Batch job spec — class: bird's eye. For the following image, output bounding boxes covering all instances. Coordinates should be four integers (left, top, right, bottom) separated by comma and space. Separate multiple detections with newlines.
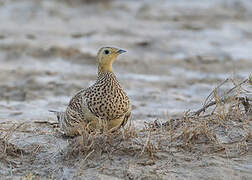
104, 50, 110, 55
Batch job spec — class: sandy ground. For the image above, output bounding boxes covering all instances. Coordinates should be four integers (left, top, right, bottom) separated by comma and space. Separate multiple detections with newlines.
0, 0, 252, 179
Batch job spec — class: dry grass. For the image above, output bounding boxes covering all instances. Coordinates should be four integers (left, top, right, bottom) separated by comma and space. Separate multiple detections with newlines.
0, 77, 251, 179
63, 121, 139, 160
0, 123, 29, 168
64, 77, 252, 162
150, 77, 252, 158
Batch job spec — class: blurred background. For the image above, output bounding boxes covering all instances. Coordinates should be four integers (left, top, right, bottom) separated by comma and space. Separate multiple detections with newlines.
0, 0, 252, 127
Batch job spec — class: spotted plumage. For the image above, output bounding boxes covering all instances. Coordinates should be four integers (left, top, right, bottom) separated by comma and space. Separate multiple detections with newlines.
51, 47, 131, 136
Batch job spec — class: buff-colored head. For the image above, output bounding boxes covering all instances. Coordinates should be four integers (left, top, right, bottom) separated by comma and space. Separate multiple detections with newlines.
97, 47, 126, 75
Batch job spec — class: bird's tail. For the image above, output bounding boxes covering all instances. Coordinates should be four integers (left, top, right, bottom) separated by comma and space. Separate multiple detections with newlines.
49, 110, 77, 136
49, 110, 60, 114
49, 110, 65, 121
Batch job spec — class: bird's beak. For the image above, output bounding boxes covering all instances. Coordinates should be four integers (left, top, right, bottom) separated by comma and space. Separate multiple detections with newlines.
117, 49, 127, 54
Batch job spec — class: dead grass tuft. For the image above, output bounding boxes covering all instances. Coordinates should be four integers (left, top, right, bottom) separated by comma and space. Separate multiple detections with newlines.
63, 121, 138, 160
148, 77, 252, 157
63, 77, 252, 162
0, 138, 25, 158
0, 123, 29, 167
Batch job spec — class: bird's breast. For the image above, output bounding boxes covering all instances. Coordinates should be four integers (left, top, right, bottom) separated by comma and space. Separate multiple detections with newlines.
87, 84, 130, 120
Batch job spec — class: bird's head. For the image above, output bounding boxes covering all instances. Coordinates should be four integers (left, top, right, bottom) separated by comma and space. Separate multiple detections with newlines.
97, 47, 126, 75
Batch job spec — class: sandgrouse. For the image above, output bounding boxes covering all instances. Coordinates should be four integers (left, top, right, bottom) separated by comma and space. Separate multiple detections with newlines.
51, 47, 131, 136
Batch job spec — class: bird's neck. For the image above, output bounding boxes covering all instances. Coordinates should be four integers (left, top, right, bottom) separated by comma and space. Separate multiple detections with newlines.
97, 71, 117, 82
98, 63, 113, 76
96, 71, 122, 90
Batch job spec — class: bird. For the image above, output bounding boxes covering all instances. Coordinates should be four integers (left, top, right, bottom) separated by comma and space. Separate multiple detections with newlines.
50, 47, 131, 137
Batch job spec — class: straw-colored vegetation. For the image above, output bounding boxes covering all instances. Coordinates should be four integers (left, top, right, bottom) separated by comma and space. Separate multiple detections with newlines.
61, 77, 251, 160
1, 77, 251, 179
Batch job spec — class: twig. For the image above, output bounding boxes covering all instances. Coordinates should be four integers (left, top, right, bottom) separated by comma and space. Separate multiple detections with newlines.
203, 78, 229, 107
194, 78, 249, 116
140, 128, 152, 156
194, 101, 218, 116
83, 149, 95, 162
34, 121, 58, 125
225, 78, 248, 95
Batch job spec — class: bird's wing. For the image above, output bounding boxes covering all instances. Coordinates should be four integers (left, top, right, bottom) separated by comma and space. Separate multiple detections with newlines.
121, 107, 131, 127
66, 89, 89, 123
